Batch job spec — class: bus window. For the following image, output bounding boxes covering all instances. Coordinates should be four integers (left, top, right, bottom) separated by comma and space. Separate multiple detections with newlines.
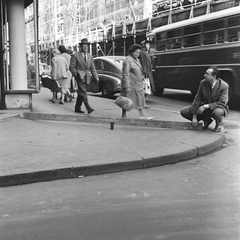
184, 35, 200, 47
228, 27, 240, 42
156, 32, 167, 40
167, 29, 182, 38
183, 25, 200, 47
156, 40, 166, 51
227, 15, 240, 42
167, 38, 181, 49
204, 30, 224, 45
167, 30, 182, 49
156, 32, 167, 51
228, 16, 240, 27
203, 19, 224, 31
184, 25, 200, 35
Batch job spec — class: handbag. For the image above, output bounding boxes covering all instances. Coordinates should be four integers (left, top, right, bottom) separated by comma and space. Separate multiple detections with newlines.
115, 96, 133, 111
143, 78, 151, 95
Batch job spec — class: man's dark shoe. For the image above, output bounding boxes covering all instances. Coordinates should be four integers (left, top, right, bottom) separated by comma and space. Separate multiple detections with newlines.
88, 109, 94, 114
75, 109, 85, 113
203, 118, 213, 130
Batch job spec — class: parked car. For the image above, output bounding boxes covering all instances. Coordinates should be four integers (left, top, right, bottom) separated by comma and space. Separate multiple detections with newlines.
87, 56, 126, 98
39, 63, 51, 76
29, 63, 52, 79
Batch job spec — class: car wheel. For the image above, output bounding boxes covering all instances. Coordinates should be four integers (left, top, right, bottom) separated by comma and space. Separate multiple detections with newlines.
153, 87, 164, 96
101, 83, 113, 98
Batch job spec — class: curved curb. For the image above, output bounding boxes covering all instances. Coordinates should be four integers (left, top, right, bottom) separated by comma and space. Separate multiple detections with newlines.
0, 112, 224, 187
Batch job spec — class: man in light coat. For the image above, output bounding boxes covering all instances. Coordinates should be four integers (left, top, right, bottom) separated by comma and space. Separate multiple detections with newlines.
69, 38, 99, 114
180, 66, 229, 132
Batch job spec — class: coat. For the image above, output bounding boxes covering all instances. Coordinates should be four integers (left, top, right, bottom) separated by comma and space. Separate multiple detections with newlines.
139, 49, 154, 90
51, 55, 68, 80
61, 52, 72, 89
191, 78, 229, 116
69, 51, 98, 85
121, 55, 145, 109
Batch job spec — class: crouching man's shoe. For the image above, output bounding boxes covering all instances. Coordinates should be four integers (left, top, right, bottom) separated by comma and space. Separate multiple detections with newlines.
203, 118, 213, 130
213, 120, 222, 132
191, 115, 199, 129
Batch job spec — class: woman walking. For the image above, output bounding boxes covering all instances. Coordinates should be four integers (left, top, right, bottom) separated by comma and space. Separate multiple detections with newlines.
121, 44, 154, 120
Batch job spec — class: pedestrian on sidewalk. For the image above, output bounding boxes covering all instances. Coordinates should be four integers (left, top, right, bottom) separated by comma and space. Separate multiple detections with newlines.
121, 44, 154, 120
49, 48, 69, 104
139, 39, 155, 108
69, 38, 99, 114
58, 45, 73, 102
180, 66, 229, 132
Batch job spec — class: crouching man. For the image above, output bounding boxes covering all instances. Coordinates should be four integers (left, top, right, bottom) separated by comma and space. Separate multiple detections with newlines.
180, 66, 229, 132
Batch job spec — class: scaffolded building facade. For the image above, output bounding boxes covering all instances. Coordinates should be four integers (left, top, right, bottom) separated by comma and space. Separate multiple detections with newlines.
37, 0, 145, 49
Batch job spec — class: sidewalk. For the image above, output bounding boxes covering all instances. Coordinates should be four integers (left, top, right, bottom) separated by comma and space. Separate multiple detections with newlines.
0, 88, 225, 187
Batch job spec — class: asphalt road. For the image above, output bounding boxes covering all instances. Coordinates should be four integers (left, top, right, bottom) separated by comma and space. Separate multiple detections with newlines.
1, 90, 239, 240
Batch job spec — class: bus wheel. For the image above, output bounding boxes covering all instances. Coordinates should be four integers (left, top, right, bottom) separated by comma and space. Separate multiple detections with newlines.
153, 87, 164, 96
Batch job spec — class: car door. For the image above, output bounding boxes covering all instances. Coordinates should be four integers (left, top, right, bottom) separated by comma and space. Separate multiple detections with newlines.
87, 59, 101, 93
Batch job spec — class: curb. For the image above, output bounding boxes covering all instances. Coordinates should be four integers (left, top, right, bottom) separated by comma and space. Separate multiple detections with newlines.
0, 112, 224, 187
0, 132, 224, 187
0, 110, 30, 122
0, 113, 21, 122
23, 112, 203, 130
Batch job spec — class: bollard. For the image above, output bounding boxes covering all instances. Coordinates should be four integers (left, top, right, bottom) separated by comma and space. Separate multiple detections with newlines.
110, 121, 114, 130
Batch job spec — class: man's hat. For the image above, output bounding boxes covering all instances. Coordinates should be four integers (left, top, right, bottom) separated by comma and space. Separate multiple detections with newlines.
79, 38, 90, 45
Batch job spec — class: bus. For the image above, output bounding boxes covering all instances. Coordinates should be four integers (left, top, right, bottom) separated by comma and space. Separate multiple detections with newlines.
148, 6, 240, 107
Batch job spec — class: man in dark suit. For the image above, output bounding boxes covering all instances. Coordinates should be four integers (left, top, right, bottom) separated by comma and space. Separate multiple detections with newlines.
180, 66, 229, 132
69, 38, 99, 114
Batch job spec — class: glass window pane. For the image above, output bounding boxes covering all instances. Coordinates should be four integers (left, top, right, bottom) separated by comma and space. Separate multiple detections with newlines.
156, 32, 166, 41
204, 20, 224, 31
228, 27, 240, 42
184, 34, 200, 47
184, 25, 200, 35
203, 30, 224, 45
156, 40, 166, 51
167, 29, 182, 38
167, 38, 181, 49
228, 16, 240, 28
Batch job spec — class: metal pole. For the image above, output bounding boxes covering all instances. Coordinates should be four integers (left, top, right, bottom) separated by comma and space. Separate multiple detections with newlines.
113, 38, 115, 56
113, 0, 115, 56
104, 40, 106, 56
33, 0, 40, 91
